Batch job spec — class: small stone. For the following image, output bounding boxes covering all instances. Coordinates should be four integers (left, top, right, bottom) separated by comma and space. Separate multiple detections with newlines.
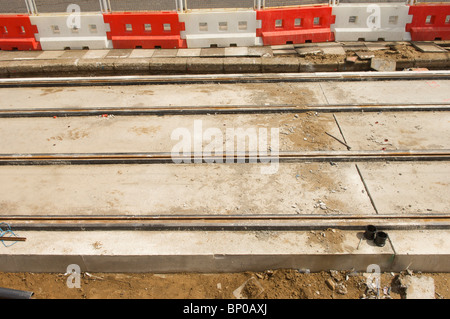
336, 284, 348, 295
326, 278, 336, 291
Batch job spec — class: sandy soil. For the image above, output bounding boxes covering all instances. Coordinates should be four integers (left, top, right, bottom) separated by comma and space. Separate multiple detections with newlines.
1, 269, 449, 299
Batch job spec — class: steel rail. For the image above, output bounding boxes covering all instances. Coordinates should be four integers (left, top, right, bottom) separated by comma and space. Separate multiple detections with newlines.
3, 215, 450, 231
0, 103, 449, 118
0, 150, 448, 165
1, 71, 450, 87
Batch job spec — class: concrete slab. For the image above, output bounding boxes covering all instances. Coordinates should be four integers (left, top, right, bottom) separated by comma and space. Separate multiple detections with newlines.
401, 275, 435, 299
0, 82, 327, 109
81, 50, 110, 59
388, 230, 450, 272
176, 48, 201, 57
58, 50, 90, 59
0, 230, 397, 273
371, 58, 396, 71
151, 49, 178, 58
355, 51, 375, 60
35, 51, 65, 60
0, 162, 374, 217
273, 49, 298, 56
0, 113, 346, 154
271, 44, 295, 50
335, 112, 450, 151
296, 47, 323, 56
200, 48, 226, 57
321, 45, 346, 56
224, 47, 248, 57
247, 46, 273, 57
3, 229, 450, 273
223, 57, 262, 73
320, 80, 450, 105
357, 162, 450, 215
412, 42, 447, 53
0, 51, 42, 61
128, 49, 155, 59
105, 49, 132, 59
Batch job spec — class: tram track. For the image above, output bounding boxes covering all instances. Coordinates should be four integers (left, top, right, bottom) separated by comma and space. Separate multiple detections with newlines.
1, 70, 450, 88
0, 72, 448, 232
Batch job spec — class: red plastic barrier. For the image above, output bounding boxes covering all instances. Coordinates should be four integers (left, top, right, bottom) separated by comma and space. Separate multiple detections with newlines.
103, 12, 186, 49
256, 5, 335, 45
406, 4, 450, 41
0, 15, 40, 51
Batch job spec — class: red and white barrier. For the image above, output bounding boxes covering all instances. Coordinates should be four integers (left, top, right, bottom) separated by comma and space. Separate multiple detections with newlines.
30, 13, 112, 50
256, 5, 335, 45
103, 12, 186, 49
331, 3, 412, 42
1, 3, 449, 51
0, 14, 40, 50
406, 3, 450, 41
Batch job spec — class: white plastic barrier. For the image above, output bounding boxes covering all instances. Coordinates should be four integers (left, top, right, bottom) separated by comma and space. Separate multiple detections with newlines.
331, 3, 412, 42
179, 9, 261, 48
30, 13, 113, 50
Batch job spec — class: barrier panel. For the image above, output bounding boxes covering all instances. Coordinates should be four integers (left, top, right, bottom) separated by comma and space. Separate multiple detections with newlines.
103, 12, 186, 49
0, 15, 41, 50
179, 10, 259, 48
30, 13, 112, 50
406, 4, 450, 41
256, 5, 335, 45
331, 3, 412, 41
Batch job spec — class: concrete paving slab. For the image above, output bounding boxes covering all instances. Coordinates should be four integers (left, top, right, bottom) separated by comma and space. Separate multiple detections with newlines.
176, 48, 201, 57
296, 47, 323, 56
371, 58, 396, 71
105, 49, 132, 59
412, 42, 448, 53
200, 47, 226, 57
224, 47, 248, 57
247, 46, 273, 57
356, 162, 450, 215
273, 49, 298, 56
81, 50, 110, 59
36, 51, 65, 60
58, 50, 90, 59
0, 51, 42, 61
128, 49, 155, 59
0, 162, 374, 217
335, 112, 450, 151
151, 49, 178, 58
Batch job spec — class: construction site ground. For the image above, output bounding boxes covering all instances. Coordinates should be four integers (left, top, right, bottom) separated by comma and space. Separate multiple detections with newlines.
0, 44, 449, 301
1, 269, 450, 299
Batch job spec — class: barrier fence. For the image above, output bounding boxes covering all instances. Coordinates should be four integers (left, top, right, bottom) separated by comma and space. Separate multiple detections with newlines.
0, 1, 449, 51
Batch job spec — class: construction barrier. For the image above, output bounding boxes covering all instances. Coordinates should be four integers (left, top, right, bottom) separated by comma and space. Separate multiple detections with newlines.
406, 4, 450, 41
30, 13, 112, 50
0, 15, 40, 50
179, 10, 259, 48
103, 12, 186, 49
331, 3, 412, 42
2, 4, 450, 51
256, 5, 335, 45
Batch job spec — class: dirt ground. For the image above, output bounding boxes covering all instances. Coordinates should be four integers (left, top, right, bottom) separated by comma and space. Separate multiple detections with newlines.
1, 269, 449, 299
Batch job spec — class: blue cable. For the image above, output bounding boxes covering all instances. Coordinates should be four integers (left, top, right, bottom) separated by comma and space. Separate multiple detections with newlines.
0, 222, 19, 247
